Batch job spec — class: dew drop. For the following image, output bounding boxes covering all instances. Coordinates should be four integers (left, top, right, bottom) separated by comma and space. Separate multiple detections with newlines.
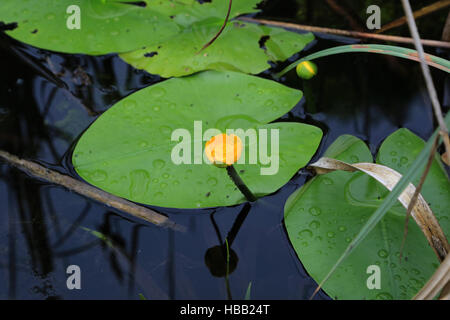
376, 292, 393, 300
160, 125, 171, 135
207, 177, 218, 186
411, 268, 420, 275
298, 229, 313, 238
409, 278, 422, 287
160, 182, 168, 189
152, 159, 165, 169
378, 249, 388, 258
264, 99, 274, 107
309, 207, 322, 216
309, 220, 320, 229
151, 87, 166, 98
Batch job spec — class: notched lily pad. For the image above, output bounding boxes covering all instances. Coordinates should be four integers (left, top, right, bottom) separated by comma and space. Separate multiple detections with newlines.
284, 130, 450, 300
72, 70, 322, 209
120, 20, 315, 77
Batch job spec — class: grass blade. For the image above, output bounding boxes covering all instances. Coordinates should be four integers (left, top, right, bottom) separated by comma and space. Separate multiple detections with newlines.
244, 282, 252, 300
276, 44, 450, 78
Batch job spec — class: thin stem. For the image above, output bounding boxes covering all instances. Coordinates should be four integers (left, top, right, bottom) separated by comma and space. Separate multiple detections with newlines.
198, 0, 232, 53
237, 17, 450, 49
401, 0, 450, 164
225, 238, 232, 300
226, 165, 257, 202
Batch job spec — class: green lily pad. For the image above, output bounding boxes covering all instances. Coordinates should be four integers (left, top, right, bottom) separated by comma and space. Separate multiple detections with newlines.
148, 0, 261, 27
284, 130, 450, 300
72, 70, 322, 209
120, 20, 314, 77
0, 0, 180, 55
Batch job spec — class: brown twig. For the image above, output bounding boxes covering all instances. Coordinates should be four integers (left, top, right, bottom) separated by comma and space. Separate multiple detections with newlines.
377, 0, 450, 34
197, 0, 232, 53
325, 0, 365, 32
237, 17, 450, 49
399, 133, 440, 262
0, 149, 184, 231
442, 10, 450, 41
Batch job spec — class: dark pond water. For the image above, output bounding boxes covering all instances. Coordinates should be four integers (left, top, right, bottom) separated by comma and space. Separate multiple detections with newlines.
0, 1, 448, 299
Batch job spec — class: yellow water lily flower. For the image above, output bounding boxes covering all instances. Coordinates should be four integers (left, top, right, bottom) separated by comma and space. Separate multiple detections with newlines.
205, 133, 243, 166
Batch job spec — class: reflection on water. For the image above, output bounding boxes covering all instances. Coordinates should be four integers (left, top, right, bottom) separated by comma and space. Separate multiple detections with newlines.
0, 1, 448, 300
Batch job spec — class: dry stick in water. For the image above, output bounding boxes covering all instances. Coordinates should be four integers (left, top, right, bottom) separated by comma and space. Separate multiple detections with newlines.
0, 150, 183, 231
401, 0, 450, 164
413, 252, 450, 300
399, 134, 440, 262
237, 17, 450, 49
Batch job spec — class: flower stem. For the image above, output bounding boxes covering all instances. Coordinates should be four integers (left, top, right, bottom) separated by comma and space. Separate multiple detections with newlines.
226, 165, 257, 202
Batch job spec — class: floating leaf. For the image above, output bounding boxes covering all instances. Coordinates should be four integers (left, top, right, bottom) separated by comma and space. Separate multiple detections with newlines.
148, 0, 262, 27
73, 71, 322, 209
284, 130, 450, 300
120, 20, 314, 77
1, 0, 313, 74
0, 0, 180, 55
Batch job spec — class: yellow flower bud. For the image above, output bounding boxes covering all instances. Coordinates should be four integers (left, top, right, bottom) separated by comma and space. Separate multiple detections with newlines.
296, 61, 318, 80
